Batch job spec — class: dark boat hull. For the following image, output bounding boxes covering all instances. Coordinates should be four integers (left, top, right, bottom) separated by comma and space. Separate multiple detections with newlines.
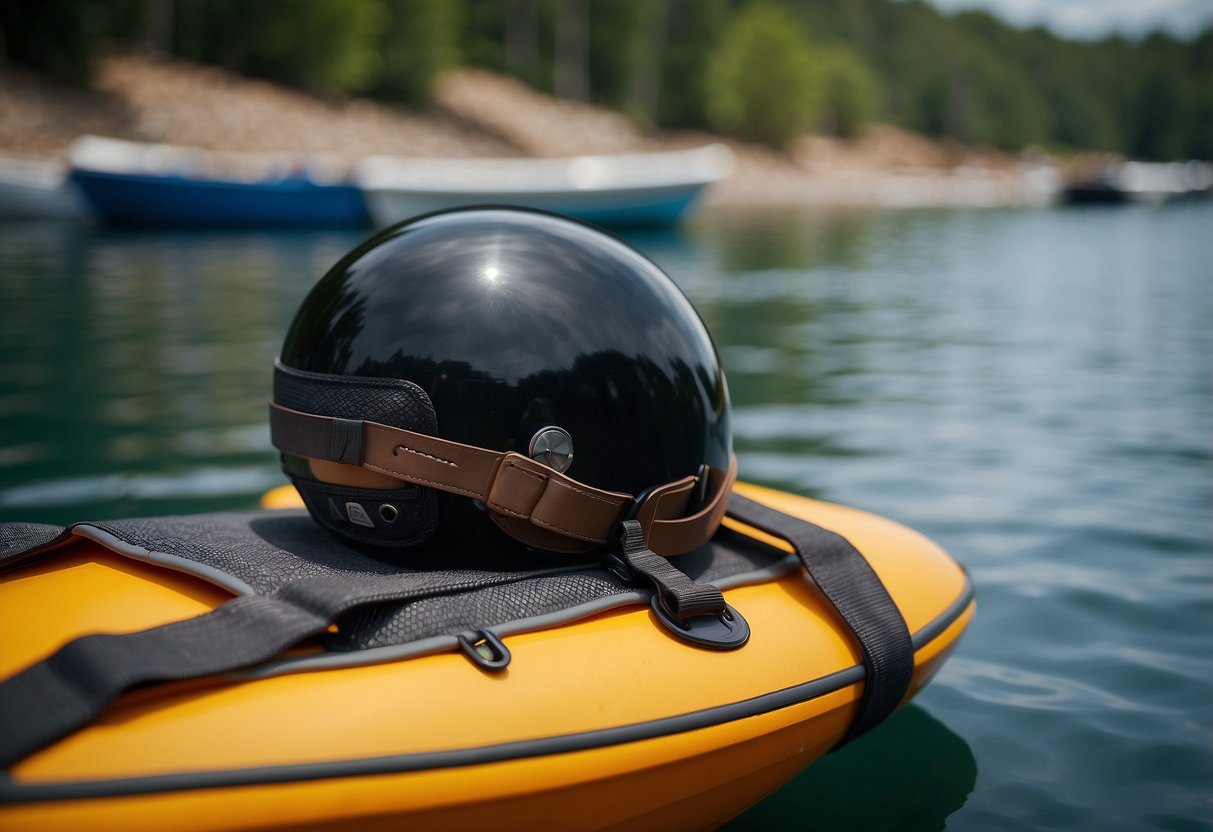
71, 168, 369, 227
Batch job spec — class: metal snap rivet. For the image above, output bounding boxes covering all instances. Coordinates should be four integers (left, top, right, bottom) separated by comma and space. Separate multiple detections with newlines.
528, 426, 574, 473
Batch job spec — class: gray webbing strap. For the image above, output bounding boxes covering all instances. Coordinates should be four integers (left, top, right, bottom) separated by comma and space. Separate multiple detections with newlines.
0, 570, 552, 769
726, 493, 914, 744
722, 494, 912, 742
612, 519, 725, 619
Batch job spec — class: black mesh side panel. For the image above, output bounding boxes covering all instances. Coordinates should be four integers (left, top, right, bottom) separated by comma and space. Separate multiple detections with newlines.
273, 362, 438, 435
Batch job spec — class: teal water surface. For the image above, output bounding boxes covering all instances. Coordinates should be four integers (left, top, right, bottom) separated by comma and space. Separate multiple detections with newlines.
1, 202, 1210, 830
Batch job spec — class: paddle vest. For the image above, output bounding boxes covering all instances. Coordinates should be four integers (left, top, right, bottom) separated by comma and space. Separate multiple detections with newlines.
0, 493, 913, 769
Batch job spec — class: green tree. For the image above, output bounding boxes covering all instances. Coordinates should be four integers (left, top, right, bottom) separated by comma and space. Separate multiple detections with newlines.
0, 0, 141, 83
815, 44, 882, 137
705, 2, 823, 148
460, 0, 509, 74
585, 0, 645, 109
1184, 30, 1213, 159
1127, 32, 1213, 160
173, 0, 382, 94
657, 0, 728, 128
372, 0, 462, 106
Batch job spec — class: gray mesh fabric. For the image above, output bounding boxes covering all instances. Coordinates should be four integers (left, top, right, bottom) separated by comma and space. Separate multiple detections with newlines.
0, 513, 787, 654
0, 523, 69, 561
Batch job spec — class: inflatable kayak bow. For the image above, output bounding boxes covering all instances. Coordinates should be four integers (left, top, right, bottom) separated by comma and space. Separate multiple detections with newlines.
0, 482, 971, 832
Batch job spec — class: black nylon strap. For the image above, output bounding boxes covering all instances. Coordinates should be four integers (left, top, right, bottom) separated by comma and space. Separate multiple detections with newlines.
0, 596, 318, 768
271, 404, 344, 464
329, 418, 364, 466
612, 520, 725, 619
0, 569, 553, 769
726, 493, 914, 744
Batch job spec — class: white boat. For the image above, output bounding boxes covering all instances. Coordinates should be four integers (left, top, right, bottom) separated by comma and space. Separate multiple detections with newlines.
1063, 160, 1213, 204
1119, 160, 1213, 202
354, 144, 734, 227
0, 156, 88, 220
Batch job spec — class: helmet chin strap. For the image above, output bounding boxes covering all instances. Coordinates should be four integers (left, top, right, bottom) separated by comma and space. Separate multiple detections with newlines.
270, 399, 737, 556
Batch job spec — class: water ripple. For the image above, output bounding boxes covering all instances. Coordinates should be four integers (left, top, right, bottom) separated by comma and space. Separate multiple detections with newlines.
0, 467, 284, 508
937, 658, 1176, 715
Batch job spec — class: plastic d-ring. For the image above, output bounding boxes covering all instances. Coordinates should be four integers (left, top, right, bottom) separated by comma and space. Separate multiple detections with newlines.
456, 629, 512, 671
650, 597, 750, 651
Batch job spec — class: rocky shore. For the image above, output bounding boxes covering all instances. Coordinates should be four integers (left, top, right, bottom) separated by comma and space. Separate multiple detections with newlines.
0, 53, 1059, 207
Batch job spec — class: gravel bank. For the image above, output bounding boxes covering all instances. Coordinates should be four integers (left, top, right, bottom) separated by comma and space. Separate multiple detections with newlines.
0, 53, 1055, 207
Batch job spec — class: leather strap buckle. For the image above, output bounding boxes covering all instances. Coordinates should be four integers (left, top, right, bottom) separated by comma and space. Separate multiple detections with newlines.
486, 453, 629, 544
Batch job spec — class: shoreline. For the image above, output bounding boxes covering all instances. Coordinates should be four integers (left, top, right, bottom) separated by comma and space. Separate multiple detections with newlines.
1, 53, 1063, 209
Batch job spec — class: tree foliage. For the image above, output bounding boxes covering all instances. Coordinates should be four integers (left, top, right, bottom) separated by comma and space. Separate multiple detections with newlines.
705, 3, 823, 148
174, 0, 386, 94
0, 0, 140, 83
815, 44, 882, 138
790, 0, 1209, 157
654, 0, 728, 128
1, 0, 1208, 159
371, 0, 463, 105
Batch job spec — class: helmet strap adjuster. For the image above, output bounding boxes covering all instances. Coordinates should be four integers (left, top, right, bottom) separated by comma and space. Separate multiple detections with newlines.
606, 519, 749, 651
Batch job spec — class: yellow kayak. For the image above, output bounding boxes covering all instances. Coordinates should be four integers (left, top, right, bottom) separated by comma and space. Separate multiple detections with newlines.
0, 482, 972, 831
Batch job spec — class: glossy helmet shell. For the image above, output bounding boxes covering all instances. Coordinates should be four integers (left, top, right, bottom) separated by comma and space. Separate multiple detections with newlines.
279, 207, 731, 550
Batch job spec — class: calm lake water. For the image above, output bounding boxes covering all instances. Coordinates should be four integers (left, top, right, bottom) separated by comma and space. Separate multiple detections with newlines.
1, 201, 1210, 830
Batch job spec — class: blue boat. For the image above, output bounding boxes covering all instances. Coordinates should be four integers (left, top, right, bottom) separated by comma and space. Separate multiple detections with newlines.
68, 136, 369, 228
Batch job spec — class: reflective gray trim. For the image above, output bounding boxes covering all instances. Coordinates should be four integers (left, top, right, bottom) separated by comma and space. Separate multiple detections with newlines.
715, 553, 801, 591
243, 555, 802, 677
70, 526, 257, 597
22, 523, 801, 679
0, 575, 972, 805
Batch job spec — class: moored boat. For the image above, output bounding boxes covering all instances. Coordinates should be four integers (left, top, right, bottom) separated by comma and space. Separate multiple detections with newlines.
68, 136, 370, 227
0, 156, 89, 220
1063, 160, 1213, 205
354, 144, 734, 227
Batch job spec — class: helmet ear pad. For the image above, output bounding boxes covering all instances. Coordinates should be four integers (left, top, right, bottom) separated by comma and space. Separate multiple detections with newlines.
275, 363, 442, 550
289, 472, 438, 549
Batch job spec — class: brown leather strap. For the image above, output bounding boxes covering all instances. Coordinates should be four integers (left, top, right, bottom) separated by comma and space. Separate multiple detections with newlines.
642, 459, 737, 555
269, 400, 736, 555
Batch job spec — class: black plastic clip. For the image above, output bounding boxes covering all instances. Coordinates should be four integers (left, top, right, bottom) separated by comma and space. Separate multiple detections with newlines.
456, 629, 511, 672
604, 515, 645, 585
603, 549, 638, 586
608, 517, 750, 651
650, 596, 750, 651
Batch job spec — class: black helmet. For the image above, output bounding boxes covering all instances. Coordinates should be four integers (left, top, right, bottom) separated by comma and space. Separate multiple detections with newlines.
270, 207, 734, 556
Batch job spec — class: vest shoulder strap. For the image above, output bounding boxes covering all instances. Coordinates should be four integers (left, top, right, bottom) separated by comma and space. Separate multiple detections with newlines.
726, 492, 914, 744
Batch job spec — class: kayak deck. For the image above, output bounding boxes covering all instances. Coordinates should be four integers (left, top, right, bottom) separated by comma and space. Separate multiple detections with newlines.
0, 483, 972, 831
